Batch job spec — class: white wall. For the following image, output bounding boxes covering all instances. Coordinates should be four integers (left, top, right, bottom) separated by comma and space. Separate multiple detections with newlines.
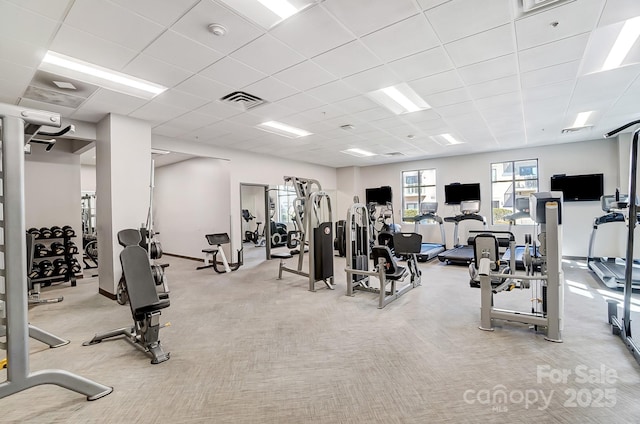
152, 136, 337, 254
351, 138, 624, 258
154, 157, 231, 259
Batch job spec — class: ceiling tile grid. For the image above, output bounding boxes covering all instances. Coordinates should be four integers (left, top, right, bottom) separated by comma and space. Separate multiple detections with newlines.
4, 0, 640, 167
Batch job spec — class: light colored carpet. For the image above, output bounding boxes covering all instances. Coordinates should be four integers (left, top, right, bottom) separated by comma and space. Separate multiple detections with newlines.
1, 253, 639, 424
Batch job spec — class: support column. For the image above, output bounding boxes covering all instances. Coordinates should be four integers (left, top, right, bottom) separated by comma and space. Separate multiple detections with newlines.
96, 114, 150, 297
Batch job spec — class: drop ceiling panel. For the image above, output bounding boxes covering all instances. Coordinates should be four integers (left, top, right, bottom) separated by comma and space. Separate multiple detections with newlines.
173, 75, 233, 102
422, 87, 471, 107
230, 34, 305, 75
161, 111, 219, 131
144, 30, 223, 73
273, 60, 336, 92
323, 0, 419, 37
270, 5, 355, 58
50, 25, 138, 70
333, 95, 379, 115
0, 2, 59, 46
518, 33, 590, 73
64, 0, 164, 51
152, 123, 188, 138
444, 24, 515, 67
0, 60, 35, 84
171, 0, 264, 56
243, 77, 298, 103
475, 91, 522, 111
0, 75, 31, 103
425, 0, 511, 43
387, 47, 454, 81
5, 0, 72, 20
417, 0, 451, 10
123, 54, 193, 88
520, 60, 580, 89
0, 37, 45, 69
129, 101, 190, 126
457, 54, 517, 85
194, 100, 243, 120
467, 75, 519, 100
108, 0, 198, 26
360, 14, 439, 62
304, 80, 361, 104
313, 40, 383, 78
399, 109, 441, 124
435, 101, 478, 118
152, 89, 210, 110
341, 66, 402, 93
274, 92, 324, 113
522, 80, 574, 102
598, 0, 640, 27
410, 70, 464, 97
514, 0, 603, 50
200, 57, 266, 89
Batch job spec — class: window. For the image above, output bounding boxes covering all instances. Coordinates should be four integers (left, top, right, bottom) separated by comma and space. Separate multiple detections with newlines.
402, 169, 436, 221
491, 159, 538, 224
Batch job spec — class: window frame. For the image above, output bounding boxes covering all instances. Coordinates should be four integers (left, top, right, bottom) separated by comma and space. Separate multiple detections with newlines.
490, 158, 539, 225
401, 168, 436, 222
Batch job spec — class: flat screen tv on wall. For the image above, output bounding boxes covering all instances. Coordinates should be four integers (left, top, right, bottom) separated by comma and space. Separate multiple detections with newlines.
365, 186, 392, 205
444, 183, 480, 205
550, 173, 604, 202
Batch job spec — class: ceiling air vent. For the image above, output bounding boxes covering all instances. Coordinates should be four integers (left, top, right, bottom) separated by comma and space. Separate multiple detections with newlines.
521, 0, 572, 13
219, 91, 266, 111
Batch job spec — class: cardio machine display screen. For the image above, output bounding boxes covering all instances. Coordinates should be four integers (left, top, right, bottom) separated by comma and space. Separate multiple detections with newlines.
550, 173, 603, 202
444, 183, 480, 205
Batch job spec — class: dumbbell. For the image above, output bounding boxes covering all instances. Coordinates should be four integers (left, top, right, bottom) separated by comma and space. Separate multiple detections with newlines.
50, 226, 64, 238
53, 258, 69, 275
27, 227, 41, 239
62, 225, 76, 237
39, 227, 52, 239
28, 262, 40, 279
34, 243, 49, 257
66, 241, 79, 254
39, 260, 54, 277
69, 258, 82, 274
50, 241, 65, 255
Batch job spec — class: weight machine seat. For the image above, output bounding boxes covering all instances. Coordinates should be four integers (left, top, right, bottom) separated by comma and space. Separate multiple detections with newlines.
120, 245, 170, 321
205, 233, 230, 246
371, 246, 406, 280
118, 229, 142, 247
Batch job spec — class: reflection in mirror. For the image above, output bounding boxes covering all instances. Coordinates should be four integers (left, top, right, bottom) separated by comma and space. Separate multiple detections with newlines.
240, 183, 269, 263
81, 191, 98, 275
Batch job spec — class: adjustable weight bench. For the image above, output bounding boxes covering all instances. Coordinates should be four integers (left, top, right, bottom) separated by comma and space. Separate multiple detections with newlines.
196, 233, 243, 273
83, 245, 170, 364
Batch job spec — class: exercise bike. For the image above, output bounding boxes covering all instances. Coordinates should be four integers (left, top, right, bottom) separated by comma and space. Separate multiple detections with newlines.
242, 209, 265, 246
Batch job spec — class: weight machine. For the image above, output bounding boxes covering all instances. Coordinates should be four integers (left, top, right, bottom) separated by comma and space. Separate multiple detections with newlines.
0, 102, 112, 400
473, 192, 563, 342
277, 176, 334, 291
344, 202, 422, 308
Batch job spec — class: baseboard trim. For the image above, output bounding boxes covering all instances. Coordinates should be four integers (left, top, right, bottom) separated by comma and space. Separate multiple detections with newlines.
98, 288, 116, 300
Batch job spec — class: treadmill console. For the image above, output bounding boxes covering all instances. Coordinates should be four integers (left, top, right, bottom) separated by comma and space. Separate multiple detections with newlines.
460, 200, 480, 214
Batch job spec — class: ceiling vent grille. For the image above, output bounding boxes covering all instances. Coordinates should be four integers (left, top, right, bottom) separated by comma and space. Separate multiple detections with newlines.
219, 91, 266, 111
516, 0, 574, 16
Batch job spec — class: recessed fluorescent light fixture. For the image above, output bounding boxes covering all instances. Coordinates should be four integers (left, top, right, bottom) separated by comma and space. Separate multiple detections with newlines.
257, 121, 312, 138
367, 83, 430, 115
220, 0, 319, 29
341, 148, 376, 158
602, 16, 640, 71
431, 133, 464, 146
39, 51, 167, 99
571, 111, 593, 128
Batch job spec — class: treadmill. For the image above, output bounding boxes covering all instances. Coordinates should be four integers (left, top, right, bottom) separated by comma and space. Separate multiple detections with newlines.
412, 202, 446, 262
587, 194, 640, 290
437, 200, 487, 265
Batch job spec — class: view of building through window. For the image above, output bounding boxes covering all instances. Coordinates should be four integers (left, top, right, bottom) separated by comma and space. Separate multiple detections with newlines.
402, 169, 436, 221
491, 159, 538, 224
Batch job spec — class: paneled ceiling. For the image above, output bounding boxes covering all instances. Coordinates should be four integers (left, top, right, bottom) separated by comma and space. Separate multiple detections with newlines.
2, 0, 640, 168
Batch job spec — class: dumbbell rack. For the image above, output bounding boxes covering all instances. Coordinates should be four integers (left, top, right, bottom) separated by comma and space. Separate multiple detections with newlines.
28, 230, 79, 304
